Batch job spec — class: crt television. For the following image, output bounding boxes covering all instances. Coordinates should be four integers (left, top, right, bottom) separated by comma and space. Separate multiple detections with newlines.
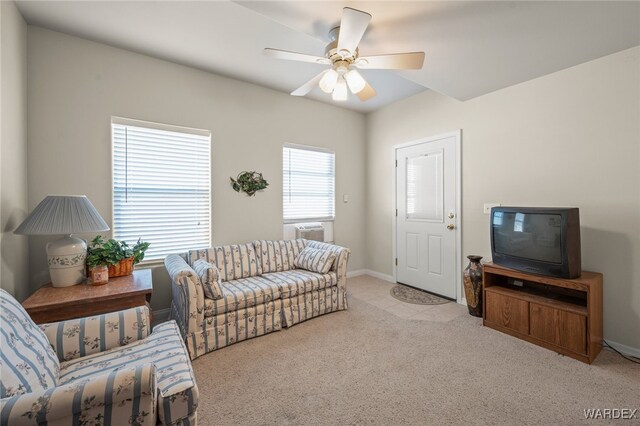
490, 207, 581, 279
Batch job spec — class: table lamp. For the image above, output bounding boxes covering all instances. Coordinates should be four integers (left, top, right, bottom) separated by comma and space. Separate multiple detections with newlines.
15, 195, 110, 287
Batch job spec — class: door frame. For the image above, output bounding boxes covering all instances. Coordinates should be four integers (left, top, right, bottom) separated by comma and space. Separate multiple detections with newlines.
391, 130, 464, 304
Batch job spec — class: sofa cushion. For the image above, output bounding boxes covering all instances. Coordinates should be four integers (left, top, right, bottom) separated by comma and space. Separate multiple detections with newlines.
294, 247, 337, 274
261, 269, 338, 298
203, 277, 281, 317
59, 321, 198, 426
253, 239, 306, 273
189, 244, 262, 282
192, 259, 224, 300
0, 289, 60, 398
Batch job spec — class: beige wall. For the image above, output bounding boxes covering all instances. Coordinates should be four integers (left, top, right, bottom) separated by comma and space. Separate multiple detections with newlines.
366, 46, 640, 350
0, 1, 29, 301
27, 27, 366, 311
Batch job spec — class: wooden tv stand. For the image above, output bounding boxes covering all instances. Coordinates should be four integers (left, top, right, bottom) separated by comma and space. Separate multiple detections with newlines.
482, 262, 602, 364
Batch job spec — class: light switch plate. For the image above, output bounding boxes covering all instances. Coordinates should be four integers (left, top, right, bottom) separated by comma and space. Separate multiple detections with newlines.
484, 203, 501, 214
343, 194, 349, 203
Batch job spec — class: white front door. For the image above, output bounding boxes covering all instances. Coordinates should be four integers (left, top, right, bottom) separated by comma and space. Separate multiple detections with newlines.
395, 134, 459, 299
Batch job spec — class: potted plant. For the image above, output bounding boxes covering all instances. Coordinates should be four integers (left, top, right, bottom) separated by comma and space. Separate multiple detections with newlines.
86, 236, 150, 278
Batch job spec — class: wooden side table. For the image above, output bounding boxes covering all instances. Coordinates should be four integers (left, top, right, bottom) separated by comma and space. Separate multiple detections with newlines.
23, 269, 153, 324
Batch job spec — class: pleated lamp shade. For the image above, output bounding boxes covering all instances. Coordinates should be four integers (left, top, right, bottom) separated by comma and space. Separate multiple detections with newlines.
15, 195, 109, 235
15, 196, 110, 287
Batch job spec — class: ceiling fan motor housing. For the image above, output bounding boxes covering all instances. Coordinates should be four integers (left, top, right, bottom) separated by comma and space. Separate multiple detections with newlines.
326, 26, 359, 64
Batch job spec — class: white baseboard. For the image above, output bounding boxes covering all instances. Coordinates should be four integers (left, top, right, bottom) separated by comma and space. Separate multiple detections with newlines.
604, 339, 640, 358
346, 269, 367, 278
347, 269, 395, 283
152, 308, 171, 327
364, 269, 395, 283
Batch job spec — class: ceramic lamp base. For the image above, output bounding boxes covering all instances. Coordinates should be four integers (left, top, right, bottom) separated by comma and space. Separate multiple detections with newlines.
47, 235, 87, 287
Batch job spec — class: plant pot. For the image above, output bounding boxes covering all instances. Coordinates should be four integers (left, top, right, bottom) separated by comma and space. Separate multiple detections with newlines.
108, 257, 134, 277
463, 255, 483, 317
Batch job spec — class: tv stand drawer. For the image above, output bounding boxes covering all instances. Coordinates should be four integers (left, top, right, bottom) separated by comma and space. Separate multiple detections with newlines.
530, 303, 587, 355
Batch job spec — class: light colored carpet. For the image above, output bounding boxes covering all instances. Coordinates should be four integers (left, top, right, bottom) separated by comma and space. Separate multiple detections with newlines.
192, 275, 639, 425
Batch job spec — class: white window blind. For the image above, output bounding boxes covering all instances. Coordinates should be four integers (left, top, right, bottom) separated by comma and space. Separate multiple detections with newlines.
112, 118, 211, 261
283, 145, 335, 222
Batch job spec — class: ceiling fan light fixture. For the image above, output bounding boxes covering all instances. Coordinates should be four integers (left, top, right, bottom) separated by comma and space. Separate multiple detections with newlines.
332, 76, 348, 101
344, 69, 366, 94
266, 7, 425, 103
319, 69, 339, 94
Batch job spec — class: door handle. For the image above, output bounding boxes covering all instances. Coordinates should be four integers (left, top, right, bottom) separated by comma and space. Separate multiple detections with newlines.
447, 224, 455, 230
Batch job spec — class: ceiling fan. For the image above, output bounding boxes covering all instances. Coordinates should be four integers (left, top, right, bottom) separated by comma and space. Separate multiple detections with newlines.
264, 7, 425, 102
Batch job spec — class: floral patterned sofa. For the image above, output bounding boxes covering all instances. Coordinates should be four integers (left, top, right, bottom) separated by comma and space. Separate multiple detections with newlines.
0, 289, 198, 425
165, 239, 350, 359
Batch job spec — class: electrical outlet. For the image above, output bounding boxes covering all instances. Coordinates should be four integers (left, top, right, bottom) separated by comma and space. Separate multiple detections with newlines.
513, 280, 524, 287
484, 203, 501, 214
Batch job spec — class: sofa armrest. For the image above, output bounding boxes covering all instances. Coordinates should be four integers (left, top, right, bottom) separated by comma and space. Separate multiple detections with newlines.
164, 254, 205, 340
0, 363, 157, 426
304, 240, 351, 288
39, 306, 150, 362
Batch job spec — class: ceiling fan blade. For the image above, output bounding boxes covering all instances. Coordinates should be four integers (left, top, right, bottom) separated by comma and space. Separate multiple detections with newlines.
264, 48, 330, 65
356, 81, 376, 102
355, 52, 425, 70
337, 7, 372, 55
291, 71, 328, 97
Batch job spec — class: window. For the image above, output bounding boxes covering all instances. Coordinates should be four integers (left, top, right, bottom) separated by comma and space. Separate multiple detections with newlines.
283, 144, 335, 223
493, 211, 504, 226
112, 117, 211, 261
514, 212, 525, 233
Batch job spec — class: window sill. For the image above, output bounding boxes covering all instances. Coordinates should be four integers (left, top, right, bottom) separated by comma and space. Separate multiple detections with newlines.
283, 219, 335, 224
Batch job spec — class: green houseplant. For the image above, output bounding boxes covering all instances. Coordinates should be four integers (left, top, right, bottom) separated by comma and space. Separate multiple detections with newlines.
86, 236, 150, 277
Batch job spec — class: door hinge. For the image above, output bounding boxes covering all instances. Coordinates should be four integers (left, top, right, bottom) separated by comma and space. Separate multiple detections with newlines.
395, 160, 398, 167
395, 258, 398, 266
396, 209, 398, 217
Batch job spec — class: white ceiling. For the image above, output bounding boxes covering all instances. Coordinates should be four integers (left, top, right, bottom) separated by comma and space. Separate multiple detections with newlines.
15, 1, 640, 113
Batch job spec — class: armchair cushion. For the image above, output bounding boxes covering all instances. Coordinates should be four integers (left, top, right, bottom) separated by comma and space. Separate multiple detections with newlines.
294, 247, 337, 274
192, 259, 223, 300
39, 305, 151, 362
0, 363, 157, 425
0, 289, 60, 399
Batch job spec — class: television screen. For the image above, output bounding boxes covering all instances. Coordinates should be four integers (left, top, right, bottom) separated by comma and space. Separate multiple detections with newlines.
492, 212, 563, 264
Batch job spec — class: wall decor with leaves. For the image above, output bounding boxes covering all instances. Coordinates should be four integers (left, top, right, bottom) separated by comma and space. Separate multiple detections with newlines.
230, 171, 269, 196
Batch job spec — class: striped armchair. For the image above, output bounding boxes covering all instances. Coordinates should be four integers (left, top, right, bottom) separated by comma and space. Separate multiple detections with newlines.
0, 289, 198, 425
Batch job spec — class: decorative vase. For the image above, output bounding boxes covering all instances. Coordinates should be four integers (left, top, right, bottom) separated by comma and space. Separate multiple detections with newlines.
108, 257, 134, 277
463, 255, 483, 317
